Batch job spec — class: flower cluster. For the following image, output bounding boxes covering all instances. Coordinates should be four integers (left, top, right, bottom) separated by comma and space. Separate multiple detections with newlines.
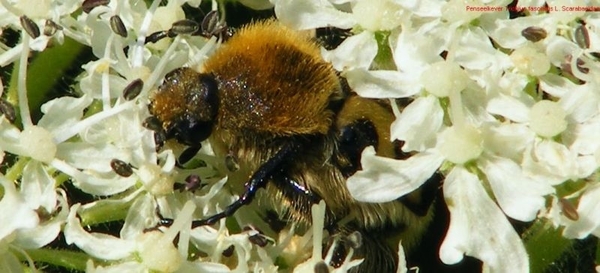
275, 0, 600, 271
0, 0, 599, 272
1, 0, 364, 271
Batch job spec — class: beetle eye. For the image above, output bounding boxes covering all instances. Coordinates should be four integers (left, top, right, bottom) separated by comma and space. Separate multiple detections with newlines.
172, 117, 212, 146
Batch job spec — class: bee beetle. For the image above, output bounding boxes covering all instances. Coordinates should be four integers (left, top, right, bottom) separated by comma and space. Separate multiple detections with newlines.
149, 19, 440, 272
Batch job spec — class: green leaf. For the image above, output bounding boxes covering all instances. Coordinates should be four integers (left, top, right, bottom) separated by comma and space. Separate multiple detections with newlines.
524, 218, 572, 272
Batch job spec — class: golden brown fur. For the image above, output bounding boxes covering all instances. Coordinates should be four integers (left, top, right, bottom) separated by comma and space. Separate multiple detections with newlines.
203, 20, 343, 135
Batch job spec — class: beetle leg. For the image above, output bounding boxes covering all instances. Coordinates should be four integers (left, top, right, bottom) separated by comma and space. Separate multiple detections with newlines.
188, 142, 295, 227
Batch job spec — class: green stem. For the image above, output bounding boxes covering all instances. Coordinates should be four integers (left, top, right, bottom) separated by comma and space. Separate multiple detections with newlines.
5, 156, 29, 181
54, 171, 71, 187
23, 248, 92, 272
79, 195, 134, 226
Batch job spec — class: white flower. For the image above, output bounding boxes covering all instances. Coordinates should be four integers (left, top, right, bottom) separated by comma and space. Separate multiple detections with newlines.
0, 0, 229, 271
339, 1, 600, 270
561, 183, 600, 238
351, 114, 555, 224
0, 0, 78, 64
64, 203, 136, 260
487, 83, 597, 186
481, 13, 559, 49
439, 167, 529, 272
347, 146, 444, 202
351, 0, 404, 32
271, 0, 356, 30
322, 31, 378, 72
0, 175, 39, 241
14, 164, 69, 249
390, 96, 443, 152
67, 200, 203, 272
0, 172, 68, 271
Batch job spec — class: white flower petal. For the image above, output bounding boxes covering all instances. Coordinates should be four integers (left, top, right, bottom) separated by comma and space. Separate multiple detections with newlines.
393, 20, 445, 72
441, 0, 488, 24
120, 194, 156, 240
322, 32, 377, 71
38, 95, 92, 135
0, 176, 39, 240
562, 184, 600, 239
147, 6, 185, 47
545, 36, 580, 68
575, 155, 598, 179
486, 94, 531, 123
79, 61, 129, 100
396, 241, 408, 273
352, 0, 403, 31
137, 163, 176, 196
392, 0, 443, 17
86, 8, 115, 58
558, 82, 600, 123
480, 14, 556, 49
522, 139, 579, 185
346, 69, 419, 98
454, 27, 511, 71
539, 73, 575, 98
515, 0, 546, 9
273, 0, 356, 30
545, 197, 570, 228
480, 156, 554, 221
189, 225, 221, 253
481, 123, 535, 162
29, 36, 51, 52
497, 71, 531, 98
0, 119, 21, 153
20, 161, 57, 212
64, 204, 135, 260
564, 113, 600, 155
56, 142, 134, 172
49, 101, 134, 144
51, 159, 136, 195
439, 167, 528, 271
391, 96, 443, 152
14, 191, 69, 249
15, 0, 50, 17
347, 147, 444, 202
